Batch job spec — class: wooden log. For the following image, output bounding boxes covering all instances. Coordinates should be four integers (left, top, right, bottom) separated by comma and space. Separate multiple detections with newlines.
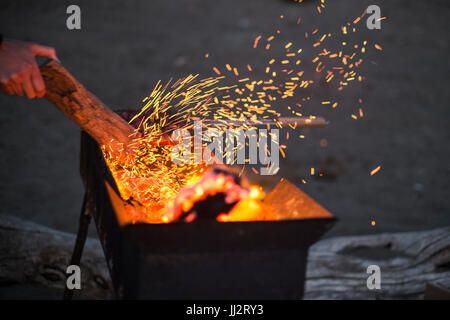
39, 60, 136, 153
0, 214, 113, 299
305, 227, 450, 299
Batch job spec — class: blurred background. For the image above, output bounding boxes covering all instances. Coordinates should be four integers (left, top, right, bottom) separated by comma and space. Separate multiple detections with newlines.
0, 0, 448, 237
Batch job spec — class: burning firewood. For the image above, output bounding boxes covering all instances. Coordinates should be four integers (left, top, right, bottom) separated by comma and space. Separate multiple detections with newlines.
40, 60, 137, 156
169, 166, 251, 222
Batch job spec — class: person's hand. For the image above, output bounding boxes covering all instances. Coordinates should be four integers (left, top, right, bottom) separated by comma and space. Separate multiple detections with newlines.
0, 39, 58, 99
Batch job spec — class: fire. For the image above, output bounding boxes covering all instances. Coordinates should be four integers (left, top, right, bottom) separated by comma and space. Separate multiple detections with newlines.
216, 186, 268, 222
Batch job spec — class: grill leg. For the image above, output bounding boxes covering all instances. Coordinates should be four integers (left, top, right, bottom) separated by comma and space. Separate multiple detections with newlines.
63, 193, 92, 300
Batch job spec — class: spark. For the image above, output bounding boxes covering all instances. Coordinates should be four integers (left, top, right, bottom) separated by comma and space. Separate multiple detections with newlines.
370, 166, 381, 176
253, 35, 262, 49
101, 4, 383, 224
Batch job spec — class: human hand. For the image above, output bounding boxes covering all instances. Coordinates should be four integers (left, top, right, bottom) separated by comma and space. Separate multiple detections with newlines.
0, 39, 58, 99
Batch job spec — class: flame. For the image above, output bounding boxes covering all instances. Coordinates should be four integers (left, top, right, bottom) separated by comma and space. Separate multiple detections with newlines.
216, 186, 269, 222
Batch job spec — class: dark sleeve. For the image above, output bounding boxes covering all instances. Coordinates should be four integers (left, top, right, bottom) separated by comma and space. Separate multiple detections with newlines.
0, 34, 3, 45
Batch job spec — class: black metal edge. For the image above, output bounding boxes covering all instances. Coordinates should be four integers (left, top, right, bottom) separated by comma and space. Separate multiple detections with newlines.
122, 217, 336, 254
80, 131, 140, 299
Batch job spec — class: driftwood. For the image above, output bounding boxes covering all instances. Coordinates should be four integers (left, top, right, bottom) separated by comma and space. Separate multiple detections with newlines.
305, 227, 450, 299
0, 214, 448, 299
0, 214, 113, 299
39, 60, 135, 152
